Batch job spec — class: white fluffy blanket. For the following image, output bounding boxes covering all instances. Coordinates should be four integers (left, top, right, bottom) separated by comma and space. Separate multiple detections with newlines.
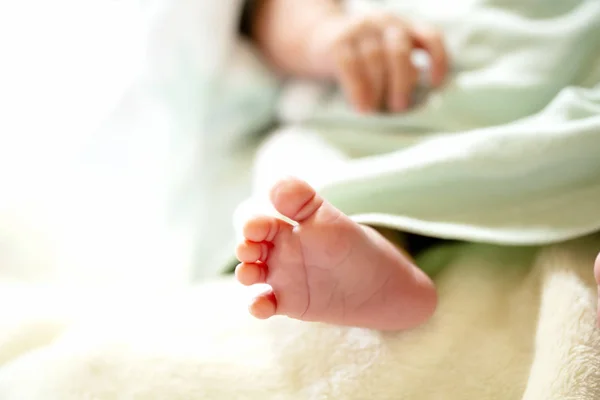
0, 237, 599, 399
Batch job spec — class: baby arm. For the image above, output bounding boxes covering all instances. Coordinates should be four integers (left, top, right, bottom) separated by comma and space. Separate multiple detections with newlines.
246, 0, 342, 79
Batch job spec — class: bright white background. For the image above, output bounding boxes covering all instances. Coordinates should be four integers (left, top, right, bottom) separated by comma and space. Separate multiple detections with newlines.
0, 1, 197, 285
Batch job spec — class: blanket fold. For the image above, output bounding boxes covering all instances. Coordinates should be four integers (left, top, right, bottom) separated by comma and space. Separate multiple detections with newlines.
316, 84, 600, 245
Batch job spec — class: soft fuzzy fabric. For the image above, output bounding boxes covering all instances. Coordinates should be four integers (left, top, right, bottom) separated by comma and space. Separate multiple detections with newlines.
0, 238, 599, 399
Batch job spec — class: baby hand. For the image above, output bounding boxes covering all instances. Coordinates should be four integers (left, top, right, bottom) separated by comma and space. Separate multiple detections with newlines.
311, 13, 448, 113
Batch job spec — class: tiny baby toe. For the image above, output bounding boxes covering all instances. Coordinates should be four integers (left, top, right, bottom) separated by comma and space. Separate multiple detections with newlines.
243, 215, 280, 243
249, 290, 277, 319
235, 262, 267, 286
269, 177, 323, 223
235, 241, 270, 263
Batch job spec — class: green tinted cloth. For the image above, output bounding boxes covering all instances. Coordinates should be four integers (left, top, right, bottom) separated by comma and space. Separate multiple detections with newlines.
297, 0, 600, 245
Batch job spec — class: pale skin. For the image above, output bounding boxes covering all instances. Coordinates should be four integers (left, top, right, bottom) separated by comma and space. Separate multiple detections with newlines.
236, 0, 600, 330
249, 0, 448, 112
236, 178, 437, 330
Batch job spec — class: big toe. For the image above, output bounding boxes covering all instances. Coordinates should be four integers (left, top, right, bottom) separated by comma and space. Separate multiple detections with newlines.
269, 177, 324, 222
249, 290, 277, 320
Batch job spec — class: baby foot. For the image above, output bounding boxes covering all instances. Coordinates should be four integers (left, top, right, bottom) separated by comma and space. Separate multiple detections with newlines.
235, 177, 437, 331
